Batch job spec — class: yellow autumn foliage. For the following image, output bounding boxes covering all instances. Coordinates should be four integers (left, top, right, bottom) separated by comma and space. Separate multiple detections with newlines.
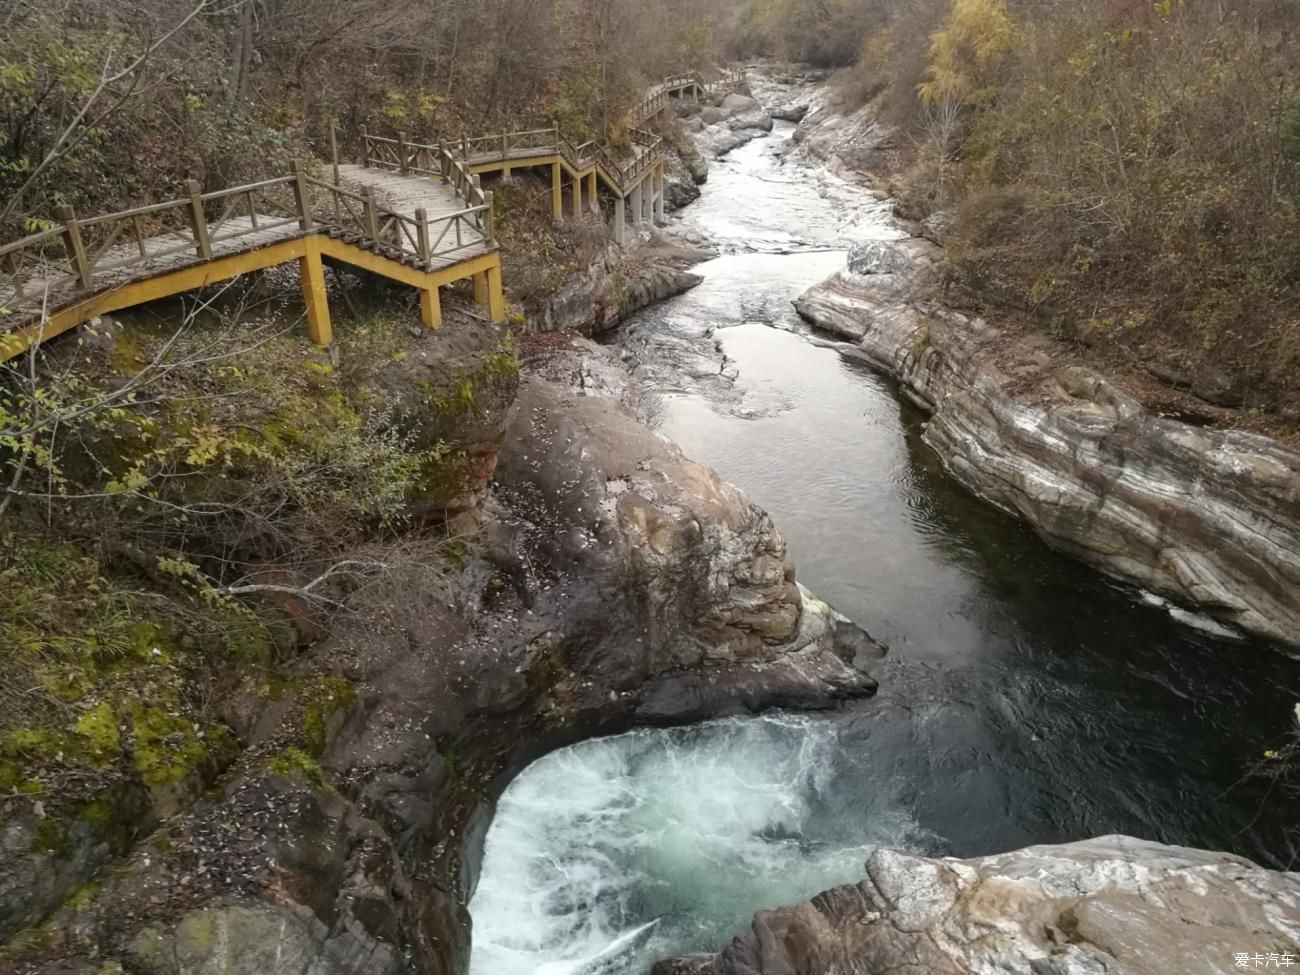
919, 0, 1018, 107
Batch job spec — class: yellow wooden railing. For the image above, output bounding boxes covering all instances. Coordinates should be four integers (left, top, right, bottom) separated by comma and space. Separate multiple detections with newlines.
0, 162, 494, 308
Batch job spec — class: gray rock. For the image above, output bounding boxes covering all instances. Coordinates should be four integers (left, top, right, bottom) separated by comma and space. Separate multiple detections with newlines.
700, 106, 726, 125
535, 239, 703, 334
727, 110, 774, 133
663, 146, 703, 211
657, 837, 1300, 975
770, 103, 809, 122
847, 238, 937, 276
128, 901, 396, 975
796, 249, 1300, 647
721, 93, 760, 115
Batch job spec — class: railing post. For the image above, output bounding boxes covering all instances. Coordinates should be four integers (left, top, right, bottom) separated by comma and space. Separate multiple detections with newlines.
461, 134, 469, 159
484, 191, 495, 244
502, 131, 509, 158
361, 186, 380, 241
398, 131, 409, 174
290, 161, 314, 231
54, 205, 92, 289
360, 124, 370, 167
438, 140, 449, 179
415, 207, 431, 264
329, 119, 340, 185
185, 181, 214, 260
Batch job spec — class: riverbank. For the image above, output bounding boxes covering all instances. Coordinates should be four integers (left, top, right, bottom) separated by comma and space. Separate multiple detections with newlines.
783, 77, 1300, 650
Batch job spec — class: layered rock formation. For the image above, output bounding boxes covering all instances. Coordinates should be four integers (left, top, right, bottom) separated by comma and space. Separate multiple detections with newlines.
796, 240, 1300, 648
534, 234, 707, 334
656, 836, 1300, 975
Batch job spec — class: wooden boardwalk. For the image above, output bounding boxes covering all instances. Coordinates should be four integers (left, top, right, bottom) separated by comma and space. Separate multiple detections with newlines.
430, 66, 744, 243
0, 152, 501, 360
0, 65, 742, 361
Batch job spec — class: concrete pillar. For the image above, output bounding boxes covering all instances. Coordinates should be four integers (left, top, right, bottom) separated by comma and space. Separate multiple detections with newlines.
613, 195, 626, 245
299, 238, 332, 346
630, 183, 642, 225
640, 178, 652, 223
551, 162, 563, 220
420, 286, 442, 329
572, 173, 583, 219
586, 171, 598, 214
654, 166, 666, 223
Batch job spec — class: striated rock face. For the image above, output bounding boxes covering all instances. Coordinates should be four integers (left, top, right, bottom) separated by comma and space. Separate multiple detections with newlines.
535, 238, 704, 334
656, 836, 1300, 975
663, 137, 709, 211
791, 87, 903, 181
796, 240, 1300, 648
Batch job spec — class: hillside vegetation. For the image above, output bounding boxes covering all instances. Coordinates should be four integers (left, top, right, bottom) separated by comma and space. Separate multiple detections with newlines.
743, 0, 1300, 418
0, 0, 725, 235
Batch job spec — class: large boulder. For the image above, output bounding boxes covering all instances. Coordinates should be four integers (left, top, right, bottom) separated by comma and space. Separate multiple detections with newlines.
728, 110, 774, 133
657, 837, 1300, 975
721, 93, 760, 115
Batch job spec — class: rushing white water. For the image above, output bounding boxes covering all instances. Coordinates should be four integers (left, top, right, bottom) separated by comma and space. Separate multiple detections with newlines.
469, 715, 934, 975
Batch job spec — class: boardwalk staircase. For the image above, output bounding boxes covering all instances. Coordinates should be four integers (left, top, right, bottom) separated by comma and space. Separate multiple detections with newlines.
394, 66, 745, 245
0, 67, 743, 362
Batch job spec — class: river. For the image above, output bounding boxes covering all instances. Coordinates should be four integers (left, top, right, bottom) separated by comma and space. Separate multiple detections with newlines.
469, 97, 1300, 975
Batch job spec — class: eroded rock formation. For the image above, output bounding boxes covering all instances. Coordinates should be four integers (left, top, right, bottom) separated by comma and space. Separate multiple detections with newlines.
656, 836, 1300, 975
796, 240, 1300, 647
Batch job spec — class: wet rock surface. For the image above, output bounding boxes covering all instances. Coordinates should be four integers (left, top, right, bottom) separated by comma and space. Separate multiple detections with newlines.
796, 239, 1300, 647
655, 836, 1300, 975
534, 234, 707, 335
675, 85, 776, 158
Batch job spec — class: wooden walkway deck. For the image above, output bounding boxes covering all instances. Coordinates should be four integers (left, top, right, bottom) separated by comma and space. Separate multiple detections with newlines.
0, 65, 743, 361
0, 152, 502, 360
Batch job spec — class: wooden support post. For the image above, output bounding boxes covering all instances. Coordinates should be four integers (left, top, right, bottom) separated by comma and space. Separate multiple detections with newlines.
472, 270, 489, 306
55, 205, 92, 288
361, 187, 380, 241
360, 125, 370, 167
398, 131, 409, 173
572, 172, 582, 219
415, 207, 431, 264
485, 262, 506, 323
299, 237, 333, 346
420, 286, 442, 330
551, 162, 563, 220
484, 190, 496, 244
330, 119, 340, 185
290, 161, 314, 231
586, 171, 598, 214
185, 181, 213, 260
